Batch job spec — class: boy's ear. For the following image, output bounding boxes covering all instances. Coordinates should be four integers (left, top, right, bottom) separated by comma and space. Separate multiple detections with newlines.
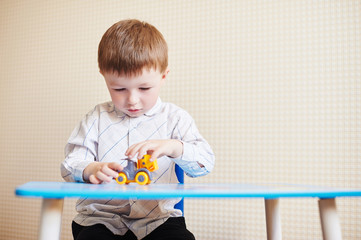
162, 68, 170, 80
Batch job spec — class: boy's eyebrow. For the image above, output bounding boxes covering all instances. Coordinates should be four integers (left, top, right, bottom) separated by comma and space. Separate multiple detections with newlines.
108, 82, 124, 87
139, 82, 152, 86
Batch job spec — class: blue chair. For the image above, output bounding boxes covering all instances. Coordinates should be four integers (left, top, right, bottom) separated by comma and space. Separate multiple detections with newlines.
174, 164, 184, 214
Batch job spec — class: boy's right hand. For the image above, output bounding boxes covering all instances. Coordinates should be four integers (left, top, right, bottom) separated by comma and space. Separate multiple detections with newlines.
83, 162, 123, 184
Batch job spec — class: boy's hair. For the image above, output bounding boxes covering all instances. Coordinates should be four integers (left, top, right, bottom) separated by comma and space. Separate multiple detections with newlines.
98, 19, 168, 76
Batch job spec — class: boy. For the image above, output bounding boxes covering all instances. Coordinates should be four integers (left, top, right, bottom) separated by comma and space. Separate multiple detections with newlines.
61, 19, 215, 240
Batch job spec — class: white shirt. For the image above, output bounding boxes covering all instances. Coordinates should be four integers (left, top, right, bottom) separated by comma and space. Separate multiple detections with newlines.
61, 98, 215, 239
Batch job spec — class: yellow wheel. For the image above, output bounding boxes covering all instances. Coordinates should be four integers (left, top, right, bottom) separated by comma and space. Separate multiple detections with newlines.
116, 172, 127, 185
135, 172, 150, 185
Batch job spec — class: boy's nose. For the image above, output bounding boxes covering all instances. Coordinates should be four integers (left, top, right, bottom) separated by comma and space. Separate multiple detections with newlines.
127, 92, 138, 105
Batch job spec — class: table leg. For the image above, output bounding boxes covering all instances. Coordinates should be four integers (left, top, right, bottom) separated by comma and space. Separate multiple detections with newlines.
318, 198, 342, 240
265, 198, 282, 240
39, 198, 64, 240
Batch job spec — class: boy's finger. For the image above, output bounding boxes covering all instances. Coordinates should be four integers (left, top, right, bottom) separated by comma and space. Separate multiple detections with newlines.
89, 175, 101, 184
137, 141, 157, 159
137, 147, 149, 160
108, 162, 123, 171
148, 150, 159, 162
126, 143, 143, 159
103, 163, 122, 178
125, 145, 135, 156
96, 171, 112, 183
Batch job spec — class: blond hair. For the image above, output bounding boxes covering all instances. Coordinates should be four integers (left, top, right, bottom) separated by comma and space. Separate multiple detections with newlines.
98, 19, 168, 76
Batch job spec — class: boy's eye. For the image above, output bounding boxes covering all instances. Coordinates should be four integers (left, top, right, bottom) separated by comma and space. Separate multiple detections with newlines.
139, 87, 151, 91
114, 88, 125, 92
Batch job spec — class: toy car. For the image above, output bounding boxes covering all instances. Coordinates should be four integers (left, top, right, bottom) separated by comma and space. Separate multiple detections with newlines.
116, 154, 159, 185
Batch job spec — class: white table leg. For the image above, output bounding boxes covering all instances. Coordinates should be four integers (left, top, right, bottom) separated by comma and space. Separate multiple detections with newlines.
265, 198, 282, 240
39, 198, 64, 240
318, 198, 342, 240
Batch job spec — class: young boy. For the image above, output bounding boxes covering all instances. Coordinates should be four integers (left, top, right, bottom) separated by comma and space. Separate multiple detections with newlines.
61, 19, 215, 240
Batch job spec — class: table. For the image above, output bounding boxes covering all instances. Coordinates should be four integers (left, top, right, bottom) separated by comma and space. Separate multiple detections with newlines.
15, 182, 361, 240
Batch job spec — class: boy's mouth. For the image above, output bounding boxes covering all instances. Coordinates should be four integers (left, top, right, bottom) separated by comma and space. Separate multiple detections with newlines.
127, 109, 141, 114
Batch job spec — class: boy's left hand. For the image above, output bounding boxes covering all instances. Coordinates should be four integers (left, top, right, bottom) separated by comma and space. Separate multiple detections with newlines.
125, 139, 183, 161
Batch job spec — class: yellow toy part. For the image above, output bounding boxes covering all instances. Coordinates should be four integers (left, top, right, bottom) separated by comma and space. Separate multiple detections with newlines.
116, 155, 158, 185
137, 154, 159, 172
116, 172, 127, 185
135, 171, 150, 185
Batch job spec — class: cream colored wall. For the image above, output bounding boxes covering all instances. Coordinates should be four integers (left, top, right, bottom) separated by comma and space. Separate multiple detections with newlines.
1, 1, 360, 239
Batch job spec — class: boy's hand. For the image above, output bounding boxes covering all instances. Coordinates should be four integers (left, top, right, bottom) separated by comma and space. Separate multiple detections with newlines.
126, 139, 183, 161
83, 162, 123, 184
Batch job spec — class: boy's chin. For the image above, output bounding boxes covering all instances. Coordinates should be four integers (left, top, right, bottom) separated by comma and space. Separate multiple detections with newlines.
126, 111, 144, 117
127, 114, 142, 118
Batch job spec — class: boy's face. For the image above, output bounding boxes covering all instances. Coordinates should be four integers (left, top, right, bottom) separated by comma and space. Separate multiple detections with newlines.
102, 68, 168, 117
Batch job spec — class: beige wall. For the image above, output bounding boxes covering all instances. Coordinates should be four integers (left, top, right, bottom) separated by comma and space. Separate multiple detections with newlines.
1, 1, 360, 239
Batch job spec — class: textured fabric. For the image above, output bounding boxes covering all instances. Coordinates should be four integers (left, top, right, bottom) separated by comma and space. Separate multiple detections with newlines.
61, 98, 214, 239
72, 217, 195, 240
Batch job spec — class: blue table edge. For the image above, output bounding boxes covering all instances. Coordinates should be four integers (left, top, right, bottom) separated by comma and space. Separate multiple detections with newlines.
15, 182, 361, 200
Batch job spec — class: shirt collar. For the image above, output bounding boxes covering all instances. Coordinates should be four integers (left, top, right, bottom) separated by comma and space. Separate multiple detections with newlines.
144, 97, 162, 117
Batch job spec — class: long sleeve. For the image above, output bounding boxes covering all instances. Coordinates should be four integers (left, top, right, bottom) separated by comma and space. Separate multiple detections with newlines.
61, 108, 99, 182
169, 109, 215, 177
